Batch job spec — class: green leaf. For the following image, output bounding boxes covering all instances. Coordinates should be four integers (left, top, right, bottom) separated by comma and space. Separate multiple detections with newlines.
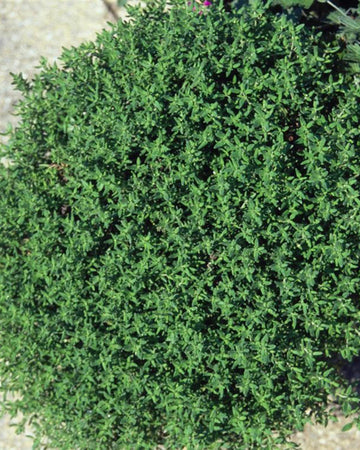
342, 422, 354, 432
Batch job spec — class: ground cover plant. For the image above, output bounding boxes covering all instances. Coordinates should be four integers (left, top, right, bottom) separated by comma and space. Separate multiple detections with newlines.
264, 0, 360, 72
1, 0, 360, 448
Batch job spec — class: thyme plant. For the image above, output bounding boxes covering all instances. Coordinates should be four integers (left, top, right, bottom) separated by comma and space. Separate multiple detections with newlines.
267, 0, 360, 72
1, 0, 360, 448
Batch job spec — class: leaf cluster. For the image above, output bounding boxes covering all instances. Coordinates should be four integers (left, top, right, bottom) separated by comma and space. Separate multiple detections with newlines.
258, 0, 360, 72
325, 0, 360, 72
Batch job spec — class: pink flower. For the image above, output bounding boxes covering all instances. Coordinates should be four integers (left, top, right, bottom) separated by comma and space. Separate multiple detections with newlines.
188, 0, 212, 14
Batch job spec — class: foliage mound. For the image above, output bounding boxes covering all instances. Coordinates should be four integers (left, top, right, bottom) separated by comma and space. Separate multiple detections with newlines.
266, 0, 360, 73
1, 0, 360, 448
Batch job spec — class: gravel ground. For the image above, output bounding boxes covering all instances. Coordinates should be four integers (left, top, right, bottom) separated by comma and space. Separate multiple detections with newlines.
1, 1, 360, 449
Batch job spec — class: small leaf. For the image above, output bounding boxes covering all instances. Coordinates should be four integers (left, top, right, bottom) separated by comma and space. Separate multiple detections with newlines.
342, 422, 354, 432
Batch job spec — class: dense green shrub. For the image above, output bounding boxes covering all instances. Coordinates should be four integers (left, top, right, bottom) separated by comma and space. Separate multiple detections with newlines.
1, 0, 360, 447
264, 0, 360, 72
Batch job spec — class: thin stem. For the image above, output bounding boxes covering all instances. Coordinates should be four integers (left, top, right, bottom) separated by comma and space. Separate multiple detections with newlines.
326, 0, 350, 20
101, 0, 120, 21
